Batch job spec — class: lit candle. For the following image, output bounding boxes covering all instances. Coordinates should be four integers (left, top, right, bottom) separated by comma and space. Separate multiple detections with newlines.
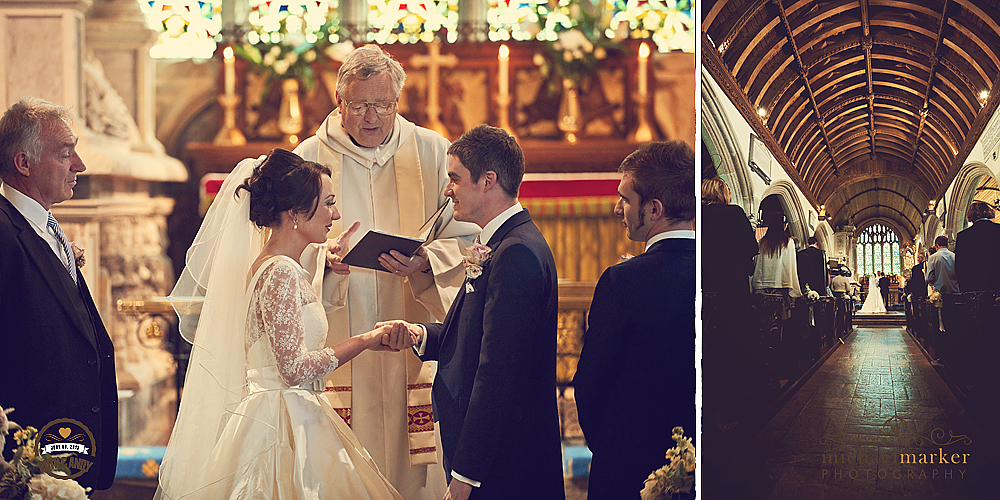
224, 46, 235, 97
638, 42, 650, 97
498, 44, 509, 100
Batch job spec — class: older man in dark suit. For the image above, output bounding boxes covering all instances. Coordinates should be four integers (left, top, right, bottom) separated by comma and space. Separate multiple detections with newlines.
574, 142, 697, 499
0, 97, 117, 488
383, 125, 563, 500
955, 200, 1000, 292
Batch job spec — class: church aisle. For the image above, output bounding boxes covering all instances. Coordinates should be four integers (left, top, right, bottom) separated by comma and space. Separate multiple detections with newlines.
723, 327, 998, 499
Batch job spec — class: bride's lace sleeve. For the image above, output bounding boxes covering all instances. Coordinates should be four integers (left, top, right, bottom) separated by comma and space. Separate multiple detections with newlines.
258, 261, 340, 386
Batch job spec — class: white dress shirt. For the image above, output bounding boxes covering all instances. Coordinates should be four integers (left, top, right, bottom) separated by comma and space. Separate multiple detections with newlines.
1, 183, 66, 264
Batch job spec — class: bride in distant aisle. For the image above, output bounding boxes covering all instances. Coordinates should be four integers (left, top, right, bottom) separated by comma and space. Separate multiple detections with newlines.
858, 272, 887, 314
156, 149, 407, 499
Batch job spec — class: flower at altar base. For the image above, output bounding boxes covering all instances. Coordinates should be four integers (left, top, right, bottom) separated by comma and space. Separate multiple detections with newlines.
640, 426, 695, 500
235, 3, 343, 97
0, 407, 90, 500
464, 242, 492, 281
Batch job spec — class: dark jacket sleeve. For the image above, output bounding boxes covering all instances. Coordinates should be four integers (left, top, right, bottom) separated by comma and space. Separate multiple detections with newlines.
572, 265, 623, 453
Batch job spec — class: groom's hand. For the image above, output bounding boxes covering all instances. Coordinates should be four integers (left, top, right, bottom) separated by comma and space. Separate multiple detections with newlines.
443, 479, 473, 500
375, 320, 422, 349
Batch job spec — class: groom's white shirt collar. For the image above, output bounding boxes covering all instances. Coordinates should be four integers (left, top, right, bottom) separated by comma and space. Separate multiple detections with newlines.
478, 202, 523, 245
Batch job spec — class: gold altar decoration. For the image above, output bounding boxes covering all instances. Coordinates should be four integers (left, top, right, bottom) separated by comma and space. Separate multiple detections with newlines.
557, 77, 583, 143
409, 40, 459, 139
278, 78, 304, 145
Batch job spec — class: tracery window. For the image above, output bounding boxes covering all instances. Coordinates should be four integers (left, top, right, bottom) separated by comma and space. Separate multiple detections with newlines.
856, 223, 901, 277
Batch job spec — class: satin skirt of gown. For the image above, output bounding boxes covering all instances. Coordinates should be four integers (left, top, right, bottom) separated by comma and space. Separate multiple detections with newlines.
859, 277, 887, 314
200, 259, 402, 500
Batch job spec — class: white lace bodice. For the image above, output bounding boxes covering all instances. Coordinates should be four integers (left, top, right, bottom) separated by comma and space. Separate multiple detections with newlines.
246, 256, 339, 387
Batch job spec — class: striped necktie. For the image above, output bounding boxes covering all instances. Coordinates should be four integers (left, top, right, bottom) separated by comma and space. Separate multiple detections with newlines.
46, 212, 78, 285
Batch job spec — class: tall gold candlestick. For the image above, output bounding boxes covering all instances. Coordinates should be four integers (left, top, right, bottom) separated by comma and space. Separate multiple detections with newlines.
498, 44, 509, 99
224, 46, 236, 97
630, 42, 654, 143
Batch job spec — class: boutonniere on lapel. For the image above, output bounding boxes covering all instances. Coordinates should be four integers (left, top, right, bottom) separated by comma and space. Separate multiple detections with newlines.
463, 242, 492, 293
71, 242, 85, 268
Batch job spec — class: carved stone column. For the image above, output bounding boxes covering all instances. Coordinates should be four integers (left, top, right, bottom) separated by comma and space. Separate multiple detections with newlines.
85, 0, 160, 153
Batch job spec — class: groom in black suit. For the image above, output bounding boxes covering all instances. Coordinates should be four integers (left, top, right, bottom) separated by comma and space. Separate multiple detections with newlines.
878, 272, 891, 308
384, 125, 563, 500
574, 141, 696, 499
0, 97, 117, 488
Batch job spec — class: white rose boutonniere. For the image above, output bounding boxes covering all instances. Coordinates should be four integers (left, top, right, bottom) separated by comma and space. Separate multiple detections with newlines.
463, 242, 492, 293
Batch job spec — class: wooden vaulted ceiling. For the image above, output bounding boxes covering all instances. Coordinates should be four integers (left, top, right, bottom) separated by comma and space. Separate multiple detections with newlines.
703, 0, 1000, 240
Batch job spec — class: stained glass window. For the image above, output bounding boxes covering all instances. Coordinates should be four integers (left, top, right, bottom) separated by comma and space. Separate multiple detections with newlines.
137, 0, 693, 59
140, 1, 222, 59
369, 0, 459, 44
247, 1, 338, 45
856, 223, 901, 277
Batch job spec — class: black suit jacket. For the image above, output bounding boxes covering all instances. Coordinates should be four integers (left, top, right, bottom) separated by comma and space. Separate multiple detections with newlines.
798, 245, 829, 295
0, 195, 118, 489
908, 262, 927, 297
419, 210, 563, 499
701, 203, 757, 299
574, 238, 696, 500
878, 275, 890, 301
955, 219, 1000, 292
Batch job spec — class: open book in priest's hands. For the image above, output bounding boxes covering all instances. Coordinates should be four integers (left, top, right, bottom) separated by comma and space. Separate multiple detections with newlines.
341, 198, 452, 272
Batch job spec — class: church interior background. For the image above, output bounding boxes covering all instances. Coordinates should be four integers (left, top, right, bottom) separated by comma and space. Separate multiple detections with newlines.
11, 0, 1000, 497
704, 0, 1000, 498
0, 0, 693, 495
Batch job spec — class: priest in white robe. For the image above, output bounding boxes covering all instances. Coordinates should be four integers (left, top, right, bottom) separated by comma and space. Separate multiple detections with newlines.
295, 44, 478, 500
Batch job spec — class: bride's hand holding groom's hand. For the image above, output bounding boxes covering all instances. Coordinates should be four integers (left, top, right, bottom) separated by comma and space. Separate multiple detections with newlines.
374, 320, 422, 350
368, 321, 420, 351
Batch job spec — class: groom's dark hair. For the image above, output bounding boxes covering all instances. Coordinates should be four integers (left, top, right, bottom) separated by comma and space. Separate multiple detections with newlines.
448, 124, 524, 199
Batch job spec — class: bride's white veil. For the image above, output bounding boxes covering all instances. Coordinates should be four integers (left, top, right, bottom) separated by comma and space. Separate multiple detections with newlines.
155, 154, 268, 499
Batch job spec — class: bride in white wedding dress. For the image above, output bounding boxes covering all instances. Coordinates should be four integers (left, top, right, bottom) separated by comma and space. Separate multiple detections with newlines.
858, 274, 887, 314
156, 149, 407, 500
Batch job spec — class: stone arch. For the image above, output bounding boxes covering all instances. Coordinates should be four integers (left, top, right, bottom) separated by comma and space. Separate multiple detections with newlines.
946, 161, 996, 237
760, 180, 809, 250
702, 70, 753, 213
814, 221, 835, 253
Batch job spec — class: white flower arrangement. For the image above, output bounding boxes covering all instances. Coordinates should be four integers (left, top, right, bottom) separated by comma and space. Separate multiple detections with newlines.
804, 284, 821, 302
640, 426, 695, 499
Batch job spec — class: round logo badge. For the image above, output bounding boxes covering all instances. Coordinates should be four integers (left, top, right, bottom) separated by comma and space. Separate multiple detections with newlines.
34, 418, 96, 480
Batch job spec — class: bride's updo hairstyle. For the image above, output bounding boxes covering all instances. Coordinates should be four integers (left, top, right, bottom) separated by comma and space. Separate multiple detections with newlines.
237, 148, 332, 228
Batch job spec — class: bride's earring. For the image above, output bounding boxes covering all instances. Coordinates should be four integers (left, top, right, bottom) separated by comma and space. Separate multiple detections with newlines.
293, 218, 299, 230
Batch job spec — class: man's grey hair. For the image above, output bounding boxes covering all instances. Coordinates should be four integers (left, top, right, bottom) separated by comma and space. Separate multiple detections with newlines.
0, 97, 72, 179
336, 44, 406, 101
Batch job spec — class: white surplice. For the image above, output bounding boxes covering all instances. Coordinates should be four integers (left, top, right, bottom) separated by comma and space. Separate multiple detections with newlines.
295, 111, 478, 500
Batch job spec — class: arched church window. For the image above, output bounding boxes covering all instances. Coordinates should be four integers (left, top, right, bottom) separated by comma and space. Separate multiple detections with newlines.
855, 223, 901, 276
